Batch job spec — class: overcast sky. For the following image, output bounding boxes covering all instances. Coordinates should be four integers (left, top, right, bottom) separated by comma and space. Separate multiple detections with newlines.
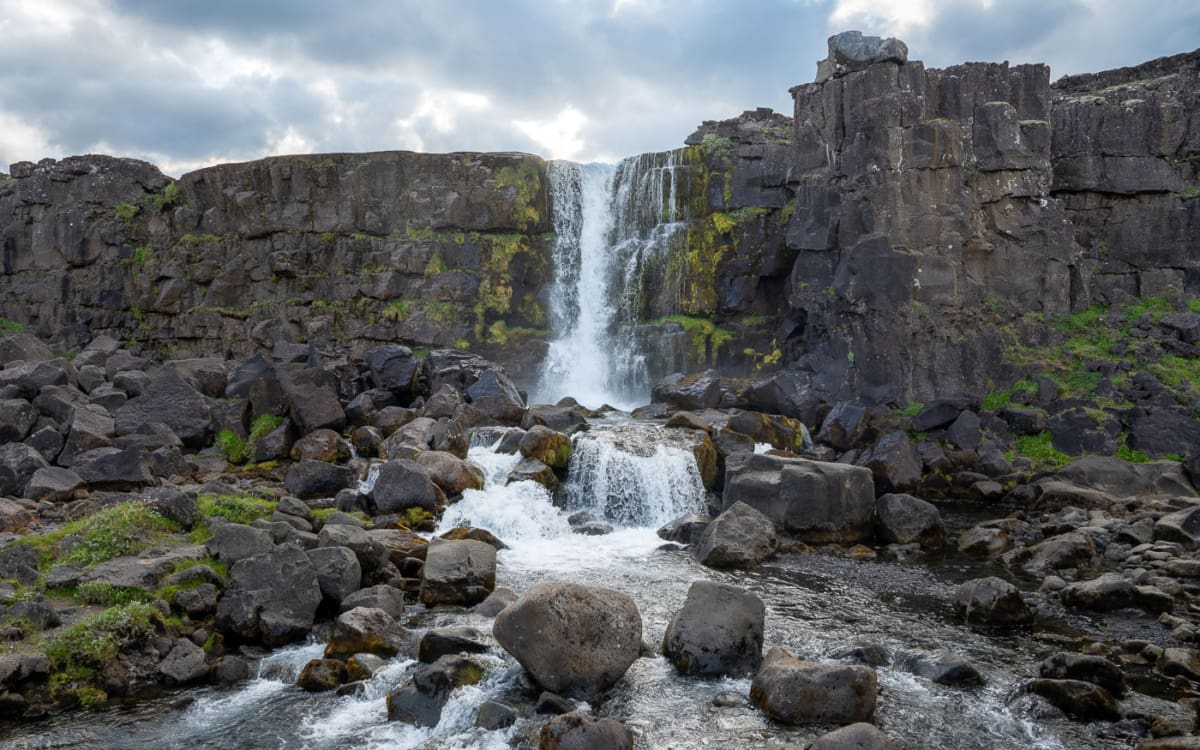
1, 0, 1197, 176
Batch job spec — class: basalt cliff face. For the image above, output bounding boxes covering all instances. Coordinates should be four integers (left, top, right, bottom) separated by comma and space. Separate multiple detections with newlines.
1, 34, 1197, 401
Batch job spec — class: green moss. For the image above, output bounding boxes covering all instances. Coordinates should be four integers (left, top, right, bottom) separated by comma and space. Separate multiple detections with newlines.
196, 493, 276, 525
1115, 442, 1151, 463
17, 503, 178, 570
77, 582, 155, 607
1014, 432, 1072, 469
244, 414, 285, 461
1122, 295, 1173, 324
1149, 355, 1200, 389
424, 252, 449, 276
151, 182, 182, 213
383, 299, 411, 322
653, 314, 733, 366
897, 402, 924, 417
400, 507, 435, 531
981, 380, 1038, 412
486, 320, 547, 346
41, 602, 162, 707
310, 508, 367, 523
320, 232, 336, 245
494, 162, 542, 231
0, 316, 27, 337
699, 133, 735, 166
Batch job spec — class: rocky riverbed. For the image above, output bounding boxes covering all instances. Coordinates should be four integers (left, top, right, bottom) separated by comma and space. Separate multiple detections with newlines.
0, 328, 1199, 750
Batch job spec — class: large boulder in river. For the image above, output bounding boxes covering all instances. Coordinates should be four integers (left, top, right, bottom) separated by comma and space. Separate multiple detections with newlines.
808, 723, 897, 750
723, 453, 875, 543
1060, 573, 1173, 614
215, 546, 322, 646
875, 493, 945, 547
952, 577, 1033, 626
420, 538, 497, 606
695, 501, 777, 569
493, 582, 642, 702
113, 371, 212, 448
538, 710, 635, 750
857, 431, 921, 494
750, 647, 877, 725
465, 368, 525, 425
662, 580, 764, 677
416, 451, 484, 496
519, 426, 572, 469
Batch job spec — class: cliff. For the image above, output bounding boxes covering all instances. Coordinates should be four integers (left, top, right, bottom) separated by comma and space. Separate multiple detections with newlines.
1, 35, 1197, 402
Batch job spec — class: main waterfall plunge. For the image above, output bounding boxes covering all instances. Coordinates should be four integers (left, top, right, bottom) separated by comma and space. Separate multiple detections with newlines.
532, 154, 688, 410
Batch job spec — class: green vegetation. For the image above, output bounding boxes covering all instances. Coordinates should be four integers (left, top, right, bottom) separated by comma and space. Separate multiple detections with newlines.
320, 232, 336, 244
196, 493, 276, 526
18, 502, 177, 570
486, 320, 547, 346
383, 299, 411, 322
424, 252, 449, 276
151, 182, 182, 213
699, 132, 736, 166
41, 602, 163, 708
399, 506, 435, 531
897, 402, 924, 417
653, 314, 733, 365
1149, 355, 1200, 389
1011, 432, 1072, 470
114, 203, 140, 224
215, 428, 247, 464
131, 244, 152, 268
981, 380, 1038, 413
1115, 443, 1151, 463
245, 414, 286, 461
494, 162, 542, 231
0, 316, 27, 337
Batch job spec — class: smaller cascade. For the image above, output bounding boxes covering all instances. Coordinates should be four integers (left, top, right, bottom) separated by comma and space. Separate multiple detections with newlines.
561, 423, 706, 528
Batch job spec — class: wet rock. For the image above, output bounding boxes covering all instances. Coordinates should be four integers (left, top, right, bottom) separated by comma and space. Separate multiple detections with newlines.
657, 513, 712, 546
341, 585, 407, 620
750, 646, 877, 725
418, 626, 488, 663
473, 587, 517, 617
723, 453, 875, 543
1039, 652, 1127, 696
538, 710, 634, 750
1027, 532, 1098, 571
1154, 506, 1200, 549
1027, 678, 1121, 722
1060, 573, 1173, 614
1157, 647, 1200, 681
518, 426, 572, 470
439, 526, 507, 549
420, 538, 496, 607
215, 546, 322, 646
318, 523, 388, 573
465, 368, 525, 425
369, 459, 443, 514
282, 459, 356, 500
289, 428, 352, 463
695, 501, 777, 569
1056, 456, 1194, 500
807, 722, 897, 750
895, 651, 984, 687
386, 655, 484, 727
476, 700, 519, 730
952, 577, 1033, 626
306, 546, 362, 605
522, 405, 588, 433
875, 493, 945, 547
493, 581, 642, 702
816, 402, 868, 450
507, 457, 559, 490
1137, 738, 1200, 749
296, 658, 347, 692
365, 345, 422, 401
535, 691, 576, 714
651, 370, 722, 411
662, 580, 764, 677
324, 606, 409, 660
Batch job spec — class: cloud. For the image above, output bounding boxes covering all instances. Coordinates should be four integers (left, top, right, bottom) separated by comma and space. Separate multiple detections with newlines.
0, 0, 1196, 175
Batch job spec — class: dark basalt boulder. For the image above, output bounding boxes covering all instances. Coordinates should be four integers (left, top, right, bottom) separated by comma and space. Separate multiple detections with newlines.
538, 711, 634, 750
1039, 652, 1127, 697
875, 493, 945, 548
324, 606, 409, 660
215, 546, 322, 646
114, 371, 212, 449
369, 459, 444, 514
662, 580, 765, 677
750, 647, 877, 725
651, 370, 722, 411
465, 367, 525, 425
365, 345, 422, 401
952, 577, 1033, 626
386, 655, 484, 727
858, 431, 921, 494
283, 459, 356, 500
1026, 679, 1121, 722
493, 582, 642, 702
419, 538, 497, 607
1060, 573, 1173, 614
695, 501, 777, 569
72, 446, 154, 490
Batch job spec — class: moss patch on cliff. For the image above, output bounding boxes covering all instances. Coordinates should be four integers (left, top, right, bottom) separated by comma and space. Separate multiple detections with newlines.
494, 163, 542, 231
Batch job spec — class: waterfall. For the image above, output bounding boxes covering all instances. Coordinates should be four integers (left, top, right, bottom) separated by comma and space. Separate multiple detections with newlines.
533, 153, 690, 410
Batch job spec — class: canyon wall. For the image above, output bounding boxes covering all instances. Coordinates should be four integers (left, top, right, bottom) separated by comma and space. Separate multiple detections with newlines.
0, 36, 1196, 401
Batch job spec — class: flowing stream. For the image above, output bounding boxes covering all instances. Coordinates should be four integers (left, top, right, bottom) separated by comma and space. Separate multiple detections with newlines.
6, 422, 1135, 749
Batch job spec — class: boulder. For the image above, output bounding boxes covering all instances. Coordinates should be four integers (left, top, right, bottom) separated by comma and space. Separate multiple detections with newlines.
825, 30, 907, 74
696, 501, 777, 569
816, 402, 868, 450
723, 453, 875, 543
420, 538, 497, 607
807, 723, 897, 750
283, 460, 356, 500
289, 428, 351, 463
1039, 652, 1127, 696
1056, 456, 1194, 499
1027, 679, 1121, 722
465, 368, 525, 425
493, 582, 642, 702
0, 332, 55, 366
296, 658, 347, 692
475, 700, 519, 731
1060, 573, 1173, 614
657, 513, 712, 546
386, 655, 484, 727
750, 647, 877, 725
418, 626, 489, 663
651, 370, 722, 411
945, 411, 982, 451
279, 365, 346, 434
857, 431, 921, 494
157, 638, 209, 684
662, 580, 764, 677
324, 606, 409, 660
22, 467, 84, 502
215, 546, 323, 646
369, 459, 443, 514
508, 457, 559, 490
519, 426, 572, 469
912, 398, 968, 432
474, 587, 518, 618
875, 493, 945, 547
538, 711, 634, 750
952, 577, 1033, 626
0, 399, 36, 443
205, 523, 275, 565
895, 651, 984, 687
0, 443, 49, 496
415, 451, 484, 496
318, 523, 389, 573
306, 546, 362, 605
80, 545, 206, 591
72, 447, 153, 490
365, 345, 422, 401
114, 371, 212, 449
1154, 506, 1200, 549
341, 584, 407, 620
172, 583, 219, 619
